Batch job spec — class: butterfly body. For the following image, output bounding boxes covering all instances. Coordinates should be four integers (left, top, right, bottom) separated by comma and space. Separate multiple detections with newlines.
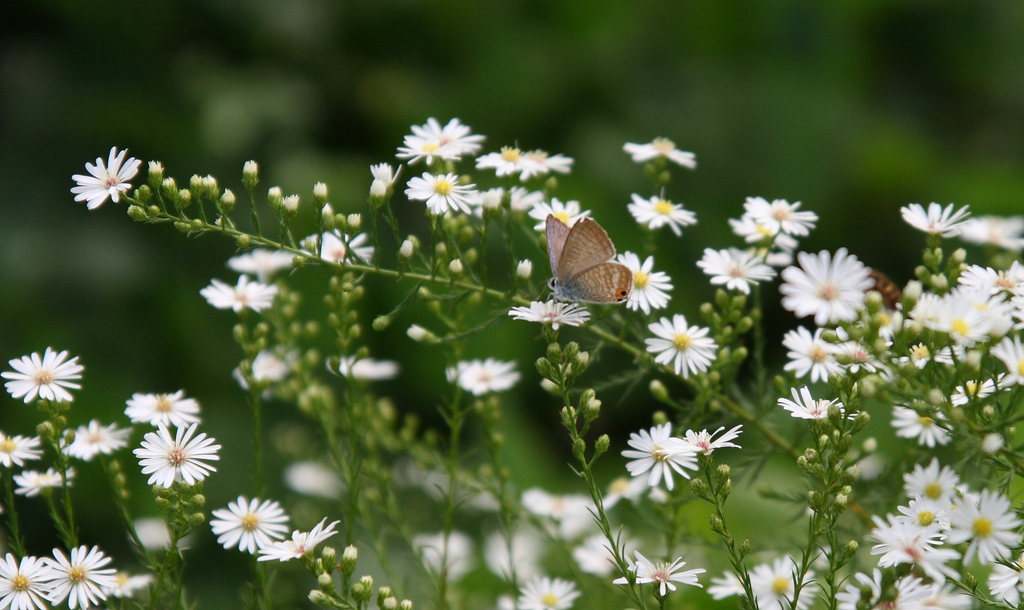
545, 215, 633, 303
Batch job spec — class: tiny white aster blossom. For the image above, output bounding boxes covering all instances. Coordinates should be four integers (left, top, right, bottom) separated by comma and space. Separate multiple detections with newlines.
742, 197, 818, 237
200, 275, 278, 313
779, 387, 842, 420
3, 348, 83, 404
103, 572, 153, 599
896, 497, 950, 532
836, 570, 930, 610
951, 378, 998, 406
627, 194, 697, 236
133, 423, 220, 487
336, 356, 399, 381
476, 147, 534, 178
622, 423, 697, 491
509, 301, 590, 330
412, 531, 475, 581
528, 198, 590, 231
613, 551, 704, 597
923, 581, 972, 610
982, 433, 1004, 454
210, 496, 290, 554
0, 553, 55, 610
520, 150, 573, 180
780, 248, 875, 326
257, 518, 340, 562
697, 248, 776, 294
748, 556, 817, 610
370, 162, 400, 188
317, 231, 375, 264
124, 390, 201, 428
946, 488, 1022, 565
517, 576, 580, 610
509, 187, 545, 212
870, 514, 960, 581
782, 327, 842, 382
405, 172, 476, 215
284, 461, 343, 499
958, 216, 1024, 250
992, 335, 1024, 386
830, 339, 887, 376
71, 147, 141, 210
234, 350, 291, 389
227, 249, 295, 282
64, 421, 130, 461
645, 315, 718, 378
0, 433, 42, 467
891, 406, 951, 447
988, 556, 1024, 605
450, 359, 520, 396
708, 571, 746, 600
521, 489, 596, 539
602, 476, 650, 508
44, 546, 117, 610
901, 202, 971, 237
616, 252, 672, 314
681, 425, 742, 455
958, 262, 1024, 295
396, 117, 484, 164
623, 138, 696, 168
903, 459, 959, 505
14, 468, 70, 497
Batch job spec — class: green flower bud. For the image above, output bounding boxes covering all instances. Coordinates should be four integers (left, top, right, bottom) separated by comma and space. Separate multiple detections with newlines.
148, 161, 165, 188
308, 590, 334, 608
242, 161, 259, 189
594, 434, 610, 455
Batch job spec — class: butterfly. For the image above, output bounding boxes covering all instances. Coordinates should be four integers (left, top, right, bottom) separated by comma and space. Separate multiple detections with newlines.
545, 214, 633, 303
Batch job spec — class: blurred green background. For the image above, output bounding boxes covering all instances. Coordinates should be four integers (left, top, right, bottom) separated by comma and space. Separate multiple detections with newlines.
2, 0, 1023, 607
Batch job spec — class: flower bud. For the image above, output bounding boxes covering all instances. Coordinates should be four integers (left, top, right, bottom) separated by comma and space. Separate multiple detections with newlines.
982, 433, 1004, 454
965, 350, 982, 370
690, 478, 708, 497
219, 189, 236, 212
313, 182, 328, 203
399, 601, 413, 610
148, 161, 165, 188
709, 514, 724, 534
843, 540, 859, 558
927, 389, 945, 406
862, 437, 877, 453
931, 274, 948, 291
383, 598, 397, 610
377, 586, 393, 607
282, 194, 300, 217
203, 175, 219, 198
739, 539, 751, 558
448, 259, 463, 276
652, 410, 668, 426
399, 239, 415, 260
175, 189, 192, 210
317, 572, 333, 589
308, 590, 334, 607
407, 325, 437, 343
267, 186, 283, 211
517, 259, 533, 280
346, 214, 362, 232
242, 160, 259, 188
964, 573, 977, 590
128, 205, 148, 221
321, 546, 336, 568
594, 434, 610, 455
342, 545, 358, 574
189, 174, 204, 196
369, 179, 387, 199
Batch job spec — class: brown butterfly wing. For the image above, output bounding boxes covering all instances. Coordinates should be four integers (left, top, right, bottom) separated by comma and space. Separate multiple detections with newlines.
546, 215, 571, 278
557, 218, 617, 281
562, 262, 633, 303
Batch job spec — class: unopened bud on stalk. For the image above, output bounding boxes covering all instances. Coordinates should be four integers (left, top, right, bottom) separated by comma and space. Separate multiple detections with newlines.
382, 598, 397, 610
965, 350, 982, 370
267, 187, 283, 211
317, 572, 333, 588
347, 214, 361, 232
313, 182, 328, 204
652, 410, 668, 426
219, 189, 236, 212
407, 325, 437, 343
843, 540, 858, 558
690, 478, 708, 497
594, 434, 610, 454
927, 389, 945, 406
308, 590, 333, 607
175, 189, 192, 210
147, 161, 164, 187
649, 379, 669, 402
341, 545, 358, 573
448, 259, 463, 276
931, 274, 948, 291
399, 601, 413, 610
128, 205, 148, 221
377, 586, 393, 606
282, 195, 300, 217
517, 259, 532, 280
370, 179, 387, 199
242, 160, 259, 188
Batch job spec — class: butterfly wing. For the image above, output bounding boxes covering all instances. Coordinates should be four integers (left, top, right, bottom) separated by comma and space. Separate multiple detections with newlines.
546, 215, 571, 278
560, 262, 633, 303
557, 218, 617, 281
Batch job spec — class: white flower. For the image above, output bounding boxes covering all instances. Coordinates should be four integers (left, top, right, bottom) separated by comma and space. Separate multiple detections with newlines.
779, 387, 842, 420
645, 315, 718, 378
517, 576, 580, 610
64, 421, 130, 461
830, 339, 887, 376
71, 147, 141, 210
992, 335, 1024, 386
521, 489, 595, 539
627, 194, 697, 236
509, 187, 545, 212
870, 514, 960, 581
573, 535, 632, 576
782, 327, 841, 382
484, 530, 543, 581
509, 301, 591, 330
521, 150, 573, 180
210, 496, 289, 554
257, 517, 340, 562
370, 162, 400, 187
623, 138, 696, 168
337, 356, 399, 381
697, 248, 776, 294
925, 289, 1001, 346
14, 468, 69, 497
0, 433, 42, 467
708, 571, 745, 600
517, 260, 533, 280
836, 570, 929, 610
951, 378, 996, 406
988, 556, 1024, 605
412, 531, 474, 581
891, 406, 950, 447
621, 423, 697, 491
742, 197, 818, 237
681, 425, 742, 455
3, 348, 83, 404
133, 517, 173, 551
982, 433, 1004, 454
234, 350, 291, 389
200, 275, 278, 313
0, 553, 55, 610
476, 147, 535, 178
124, 390, 201, 428
748, 556, 816, 610
896, 497, 950, 532
903, 459, 959, 505
616, 253, 672, 314
102, 572, 153, 599
602, 476, 650, 508
922, 582, 972, 610
959, 216, 1024, 250
901, 203, 971, 237
528, 198, 590, 231
946, 488, 1022, 565
227, 249, 294, 282
133, 423, 220, 487
396, 117, 484, 164
449, 359, 520, 396
780, 249, 874, 326
958, 262, 1024, 295
283, 461, 343, 499
405, 172, 476, 215
44, 546, 117, 609
613, 551, 704, 597
318, 231, 374, 264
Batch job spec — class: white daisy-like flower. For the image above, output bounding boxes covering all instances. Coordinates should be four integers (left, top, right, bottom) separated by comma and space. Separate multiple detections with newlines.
988, 555, 1024, 605
283, 461, 343, 499
3, 348, 83, 404
124, 390, 201, 428
200, 275, 278, 313
782, 327, 841, 382
64, 421, 130, 461
708, 571, 745, 600
951, 378, 997, 406
992, 335, 1024, 386
946, 488, 1022, 565
681, 425, 742, 455
234, 350, 292, 390
829, 339, 887, 375
623, 138, 696, 168
0, 433, 42, 468
336, 356, 399, 381
103, 572, 152, 599
627, 194, 697, 236
603, 476, 650, 508
528, 198, 590, 231
256, 517, 340, 562
520, 150, 573, 180
616, 252, 672, 314
901, 203, 971, 238
370, 162, 400, 188
71, 147, 141, 210
613, 551, 704, 596
697, 248, 776, 294
44, 546, 117, 610
14, 468, 69, 497
476, 147, 534, 178
405, 172, 476, 215
517, 576, 580, 610
412, 531, 475, 581
742, 197, 818, 237
958, 216, 1024, 250
958, 262, 1024, 296
926, 289, 997, 346
484, 530, 544, 581
896, 497, 950, 532
748, 556, 816, 610
133, 517, 173, 551
779, 387, 842, 420
509, 187, 546, 212
521, 489, 596, 539
870, 515, 960, 581
780, 248, 875, 326
227, 249, 295, 283
644, 315, 718, 378
210, 496, 290, 554
396, 118, 484, 164
903, 459, 959, 505
449, 359, 520, 396
922, 582, 972, 610
836, 570, 929, 610
509, 301, 590, 330
892, 406, 950, 447
133, 423, 220, 487
729, 214, 779, 243
621, 423, 697, 491
906, 343, 932, 368
0, 553, 55, 610
317, 231, 374, 264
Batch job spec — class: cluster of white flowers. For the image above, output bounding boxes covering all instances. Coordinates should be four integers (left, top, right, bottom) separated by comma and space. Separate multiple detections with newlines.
0, 545, 146, 610
709, 556, 816, 610
621, 423, 741, 492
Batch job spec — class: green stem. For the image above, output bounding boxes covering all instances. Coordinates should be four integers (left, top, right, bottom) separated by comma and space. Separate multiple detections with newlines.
2, 469, 26, 558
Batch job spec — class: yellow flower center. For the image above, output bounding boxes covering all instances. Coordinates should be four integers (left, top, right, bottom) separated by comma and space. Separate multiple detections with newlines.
634, 271, 649, 289
918, 416, 933, 427
500, 147, 522, 162
33, 370, 54, 385
951, 318, 969, 337
772, 576, 791, 595
651, 444, 669, 462
554, 211, 571, 224
817, 282, 839, 301
156, 396, 173, 412
924, 482, 942, 500
421, 143, 440, 153
652, 137, 676, 153
609, 478, 629, 494
878, 312, 891, 326
434, 179, 453, 196
0, 439, 15, 453
917, 511, 935, 526
910, 344, 930, 359
541, 593, 558, 607
11, 574, 29, 592
1018, 360, 1024, 377
673, 333, 691, 351
116, 573, 130, 586
69, 566, 87, 584
654, 199, 673, 215
167, 448, 186, 466
973, 516, 993, 538
755, 223, 773, 237
242, 514, 260, 531
810, 345, 829, 363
